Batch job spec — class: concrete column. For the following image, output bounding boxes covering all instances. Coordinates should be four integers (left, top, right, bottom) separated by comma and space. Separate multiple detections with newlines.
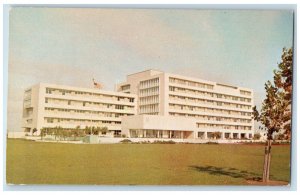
221, 132, 225, 140
204, 132, 207, 139
157, 130, 159, 138
238, 133, 241, 139
163, 130, 168, 138
193, 131, 197, 139
143, 130, 146, 138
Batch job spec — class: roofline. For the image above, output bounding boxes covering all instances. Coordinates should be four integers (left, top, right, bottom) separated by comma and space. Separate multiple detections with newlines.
126, 69, 163, 77
35, 83, 137, 98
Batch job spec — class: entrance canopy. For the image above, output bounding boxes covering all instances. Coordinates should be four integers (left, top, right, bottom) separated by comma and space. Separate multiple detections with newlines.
121, 115, 198, 137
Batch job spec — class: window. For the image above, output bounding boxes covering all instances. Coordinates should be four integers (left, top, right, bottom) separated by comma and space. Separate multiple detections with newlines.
104, 113, 112, 117
116, 105, 124, 110
121, 85, 130, 91
68, 101, 71, 105
207, 92, 213, 97
47, 118, 53, 123
46, 89, 52, 94
206, 85, 214, 89
45, 98, 48, 103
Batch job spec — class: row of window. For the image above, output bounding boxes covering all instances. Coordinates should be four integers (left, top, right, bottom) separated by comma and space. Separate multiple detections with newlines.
139, 95, 159, 105
169, 112, 252, 123
139, 86, 159, 97
240, 90, 252, 96
169, 77, 214, 89
140, 78, 159, 89
169, 86, 251, 103
169, 101, 251, 112
197, 123, 252, 130
46, 88, 134, 102
169, 108, 251, 116
44, 107, 130, 118
139, 104, 159, 114
44, 98, 135, 111
120, 84, 130, 91
45, 117, 122, 125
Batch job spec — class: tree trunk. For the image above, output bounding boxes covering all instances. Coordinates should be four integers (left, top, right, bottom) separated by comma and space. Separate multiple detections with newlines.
263, 139, 272, 182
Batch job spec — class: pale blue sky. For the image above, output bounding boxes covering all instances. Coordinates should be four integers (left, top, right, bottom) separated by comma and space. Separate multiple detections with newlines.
7, 8, 294, 132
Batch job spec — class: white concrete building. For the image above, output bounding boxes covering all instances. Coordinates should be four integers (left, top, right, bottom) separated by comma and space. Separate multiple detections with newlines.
22, 83, 137, 136
22, 69, 254, 140
117, 70, 254, 139
122, 115, 196, 139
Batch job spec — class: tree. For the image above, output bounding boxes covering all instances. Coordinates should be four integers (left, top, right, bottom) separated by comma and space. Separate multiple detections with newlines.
84, 126, 92, 135
92, 126, 99, 135
273, 48, 293, 139
253, 47, 293, 183
99, 127, 108, 135
211, 132, 222, 139
74, 125, 81, 141
32, 128, 37, 136
40, 128, 46, 140
55, 126, 63, 141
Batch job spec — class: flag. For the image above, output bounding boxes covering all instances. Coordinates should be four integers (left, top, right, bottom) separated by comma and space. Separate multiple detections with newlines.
93, 78, 102, 89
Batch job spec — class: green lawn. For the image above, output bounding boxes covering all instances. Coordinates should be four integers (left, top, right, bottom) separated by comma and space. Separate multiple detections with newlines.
6, 139, 290, 185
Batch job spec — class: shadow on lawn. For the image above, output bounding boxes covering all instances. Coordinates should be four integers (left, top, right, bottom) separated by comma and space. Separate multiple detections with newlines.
189, 165, 264, 181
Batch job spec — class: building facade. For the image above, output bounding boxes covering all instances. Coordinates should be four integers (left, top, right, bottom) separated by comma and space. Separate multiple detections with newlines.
117, 70, 254, 139
22, 83, 137, 135
22, 70, 254, 140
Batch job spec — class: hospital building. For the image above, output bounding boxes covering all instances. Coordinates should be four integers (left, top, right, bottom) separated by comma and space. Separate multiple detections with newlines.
22, 69, 254, 140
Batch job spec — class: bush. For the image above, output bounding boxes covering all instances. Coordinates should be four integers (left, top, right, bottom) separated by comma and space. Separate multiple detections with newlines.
206, 141, 218, 144
253, 133, 261, 140
153, 140, 176, 144
120, 139, 132, 143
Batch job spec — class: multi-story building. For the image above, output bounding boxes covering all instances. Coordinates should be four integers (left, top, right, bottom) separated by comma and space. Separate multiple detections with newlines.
22, 83, 137, 136
22, 70, 254, 140
117, 70, 254, 139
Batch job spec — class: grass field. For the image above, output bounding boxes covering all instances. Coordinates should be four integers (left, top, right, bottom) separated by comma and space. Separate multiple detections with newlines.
6, 139, 290, 185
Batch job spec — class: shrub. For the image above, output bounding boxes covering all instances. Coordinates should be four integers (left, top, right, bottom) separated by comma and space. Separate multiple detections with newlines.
120, 139, 132, 143
253, 133, 261, 140
153, 140, 176, 144
206, 141, 218, 144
